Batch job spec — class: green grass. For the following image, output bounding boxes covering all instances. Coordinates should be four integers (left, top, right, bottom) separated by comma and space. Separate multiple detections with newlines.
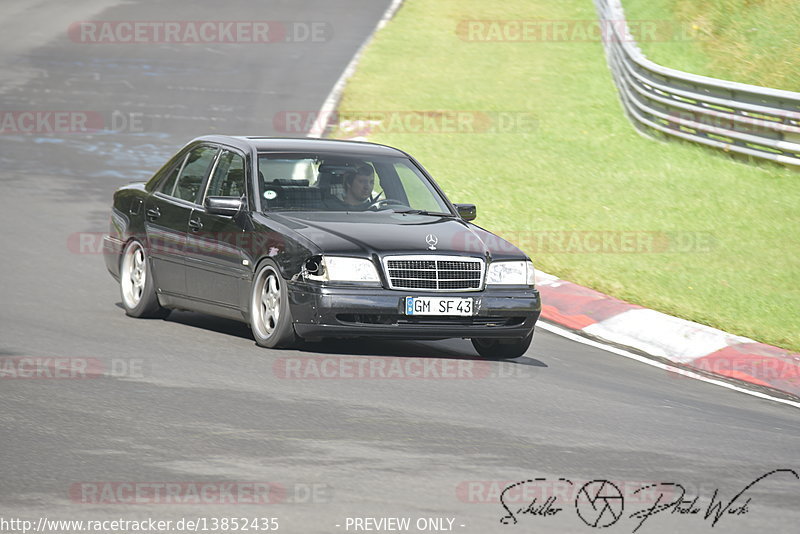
621, 0, 800, 91
333, 0, 800, 352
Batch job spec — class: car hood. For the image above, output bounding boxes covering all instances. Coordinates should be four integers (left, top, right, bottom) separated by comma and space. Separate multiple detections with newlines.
264, 211, 526, 261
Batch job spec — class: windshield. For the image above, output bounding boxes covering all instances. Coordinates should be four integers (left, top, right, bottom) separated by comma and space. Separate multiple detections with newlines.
257, 153, 453, 214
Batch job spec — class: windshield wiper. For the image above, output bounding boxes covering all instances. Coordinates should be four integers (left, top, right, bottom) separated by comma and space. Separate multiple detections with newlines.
393, 209, 456, 217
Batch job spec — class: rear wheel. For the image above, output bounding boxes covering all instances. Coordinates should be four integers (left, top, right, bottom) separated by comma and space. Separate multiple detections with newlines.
471, 329, 533, 360
120, 240, 169, 318
249, 260, 298, 348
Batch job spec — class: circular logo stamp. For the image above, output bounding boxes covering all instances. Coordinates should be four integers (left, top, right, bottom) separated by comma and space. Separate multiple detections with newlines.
575, 480, 624, 528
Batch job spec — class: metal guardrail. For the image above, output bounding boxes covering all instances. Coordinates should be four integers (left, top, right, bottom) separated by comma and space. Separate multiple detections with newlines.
595, 0, 800, 167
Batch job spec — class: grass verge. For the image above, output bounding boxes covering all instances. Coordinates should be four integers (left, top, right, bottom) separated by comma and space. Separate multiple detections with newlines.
333, 0, 800, 351
621, 0, 800, 91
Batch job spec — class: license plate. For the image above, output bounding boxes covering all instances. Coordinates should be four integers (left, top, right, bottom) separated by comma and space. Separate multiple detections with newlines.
405, 296, 474, 316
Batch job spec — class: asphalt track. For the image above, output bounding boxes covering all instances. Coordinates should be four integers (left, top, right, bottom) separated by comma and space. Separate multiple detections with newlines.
0, 1, 798, 533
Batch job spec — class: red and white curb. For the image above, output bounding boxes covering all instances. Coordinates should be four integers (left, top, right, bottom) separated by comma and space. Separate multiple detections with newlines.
535, 271, 800, 400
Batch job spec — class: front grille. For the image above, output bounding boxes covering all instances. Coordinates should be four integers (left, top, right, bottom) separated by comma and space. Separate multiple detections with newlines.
382, 255, 485, 291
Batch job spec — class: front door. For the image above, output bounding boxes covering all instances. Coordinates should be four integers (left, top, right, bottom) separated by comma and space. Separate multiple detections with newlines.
185, 148, 250, 309
145, 144, 218, 297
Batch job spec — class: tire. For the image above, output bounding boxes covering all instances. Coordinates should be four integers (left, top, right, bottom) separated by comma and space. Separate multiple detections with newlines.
249, 260, 298, 349
471, 328, 534, 360
119, 240, 170, 318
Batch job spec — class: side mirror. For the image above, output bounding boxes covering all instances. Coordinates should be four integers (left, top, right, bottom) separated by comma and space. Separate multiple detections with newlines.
205, 196, 243, 216
454, 203, 476, 221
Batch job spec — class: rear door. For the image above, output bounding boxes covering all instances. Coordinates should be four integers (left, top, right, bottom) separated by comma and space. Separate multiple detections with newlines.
144, 144, 219, 297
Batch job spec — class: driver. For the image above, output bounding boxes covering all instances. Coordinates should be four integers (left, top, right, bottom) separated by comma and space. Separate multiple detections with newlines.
326, 163, 375, 210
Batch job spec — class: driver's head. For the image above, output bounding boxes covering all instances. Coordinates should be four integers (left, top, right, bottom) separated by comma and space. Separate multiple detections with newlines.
344, 164, 374, 204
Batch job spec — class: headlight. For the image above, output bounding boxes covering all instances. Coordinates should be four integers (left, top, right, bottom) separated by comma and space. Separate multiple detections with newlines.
486, 260, 535, 286
305, 256, 380, 284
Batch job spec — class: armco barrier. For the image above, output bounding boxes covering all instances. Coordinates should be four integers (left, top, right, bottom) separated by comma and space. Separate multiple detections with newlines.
595, 0, 800, 167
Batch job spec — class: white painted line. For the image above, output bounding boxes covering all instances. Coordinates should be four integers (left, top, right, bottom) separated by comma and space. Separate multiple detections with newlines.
534, 270, 560, 286
307, 0, 405, 138
584, 308, 754, 362
537, 320, 800, 410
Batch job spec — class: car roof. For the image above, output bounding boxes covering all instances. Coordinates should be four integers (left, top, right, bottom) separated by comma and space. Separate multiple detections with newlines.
192, 135, 409, 158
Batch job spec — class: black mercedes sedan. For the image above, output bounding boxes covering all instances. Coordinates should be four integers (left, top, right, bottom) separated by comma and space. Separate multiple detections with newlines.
103, 136, 541, 359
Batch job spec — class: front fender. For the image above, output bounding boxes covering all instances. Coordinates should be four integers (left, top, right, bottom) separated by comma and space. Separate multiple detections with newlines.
248, 214, 320, 281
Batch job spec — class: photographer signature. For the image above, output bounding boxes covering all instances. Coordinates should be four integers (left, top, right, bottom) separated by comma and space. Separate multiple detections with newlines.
499, 469, 798, 531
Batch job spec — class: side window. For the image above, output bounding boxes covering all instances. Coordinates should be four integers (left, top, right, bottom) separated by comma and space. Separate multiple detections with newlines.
174, 145, 218, 203
157, 157, 185, 196
205, 150, 246, 199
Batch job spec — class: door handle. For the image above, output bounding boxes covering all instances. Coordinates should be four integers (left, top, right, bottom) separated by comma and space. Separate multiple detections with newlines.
146, 207, 161, 220
188, 218, 203, 231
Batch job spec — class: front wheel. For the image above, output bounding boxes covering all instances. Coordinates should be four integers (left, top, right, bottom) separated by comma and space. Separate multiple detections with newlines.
249, 260, 298, 349
471, 329, 533, 360
119, 240, 169, 318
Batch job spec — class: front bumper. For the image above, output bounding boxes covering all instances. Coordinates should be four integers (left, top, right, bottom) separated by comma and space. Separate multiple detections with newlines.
288, 281, 540, 340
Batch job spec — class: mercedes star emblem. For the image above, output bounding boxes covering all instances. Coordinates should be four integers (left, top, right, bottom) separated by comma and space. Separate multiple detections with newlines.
425, 234, 438, 250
